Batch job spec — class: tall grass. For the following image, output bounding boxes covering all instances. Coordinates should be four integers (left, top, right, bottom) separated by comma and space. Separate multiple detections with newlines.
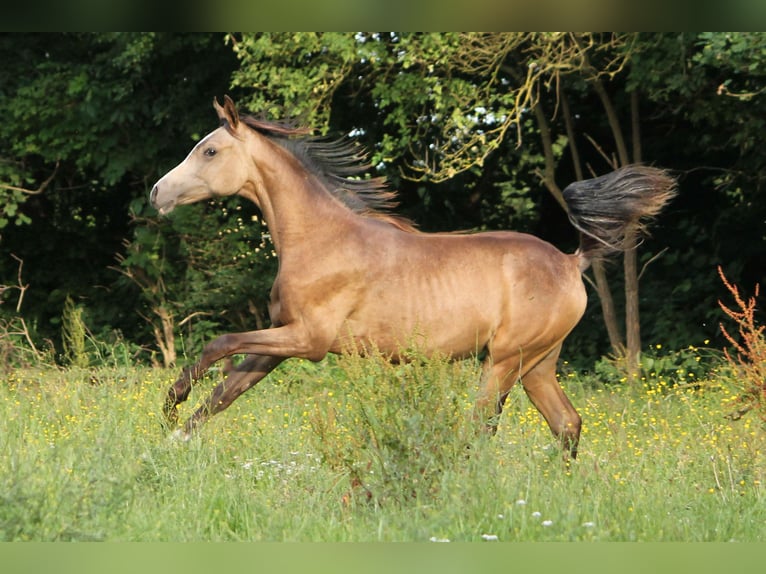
1, 350, 764, 541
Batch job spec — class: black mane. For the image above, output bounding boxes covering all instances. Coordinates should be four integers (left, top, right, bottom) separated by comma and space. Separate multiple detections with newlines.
238, 116, 416, 230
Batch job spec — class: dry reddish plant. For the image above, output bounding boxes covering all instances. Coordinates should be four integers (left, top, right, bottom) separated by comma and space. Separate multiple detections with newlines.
718, 266, 766, 421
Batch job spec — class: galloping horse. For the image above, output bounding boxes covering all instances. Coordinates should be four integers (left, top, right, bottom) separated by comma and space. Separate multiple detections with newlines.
151, 96, 676, 458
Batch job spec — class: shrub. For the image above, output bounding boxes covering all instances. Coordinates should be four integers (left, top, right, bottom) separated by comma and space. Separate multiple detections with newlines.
717, 266, 766, 423
0, 255, 53, 370
61, 296, 90, 368
305, 347, 482, 506
581, 342, 718, 390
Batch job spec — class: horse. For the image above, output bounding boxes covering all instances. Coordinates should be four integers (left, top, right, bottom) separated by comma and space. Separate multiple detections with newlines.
150, 96, 676, 459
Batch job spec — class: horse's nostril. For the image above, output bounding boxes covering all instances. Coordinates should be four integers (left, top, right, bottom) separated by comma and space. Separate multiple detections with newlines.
150, 185, 158, 205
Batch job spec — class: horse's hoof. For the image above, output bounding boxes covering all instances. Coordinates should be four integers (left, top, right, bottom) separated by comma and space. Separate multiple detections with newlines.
169, 429, 192, 442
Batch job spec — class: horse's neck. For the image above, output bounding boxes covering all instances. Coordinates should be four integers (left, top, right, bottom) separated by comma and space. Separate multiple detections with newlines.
247, 163, 355, 258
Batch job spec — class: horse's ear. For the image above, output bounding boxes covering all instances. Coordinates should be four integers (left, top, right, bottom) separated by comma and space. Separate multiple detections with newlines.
223, 95, 239, 128
213, 95, 239, 129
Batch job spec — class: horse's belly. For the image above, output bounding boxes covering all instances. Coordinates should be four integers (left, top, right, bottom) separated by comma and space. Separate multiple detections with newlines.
336, 283, 499, 358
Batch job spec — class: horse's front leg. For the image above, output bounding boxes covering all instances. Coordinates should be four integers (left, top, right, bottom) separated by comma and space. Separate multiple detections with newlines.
163, 356, 221, 427
162, 323, 324, 427
163, 363, 198, 427
169, 354, 284, 440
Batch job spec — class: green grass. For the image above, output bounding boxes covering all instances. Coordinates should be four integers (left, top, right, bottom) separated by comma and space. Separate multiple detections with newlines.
1, 352, 764, 542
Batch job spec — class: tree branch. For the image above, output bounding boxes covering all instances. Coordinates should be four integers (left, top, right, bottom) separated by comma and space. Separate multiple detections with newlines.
631, 89, 642, 163
583, 133, 618, 170
561, 90, 584, 181
0, 254, 42, 360
0, 161, 60, 195
637, 247, 669, 282
178, 311, 212, 328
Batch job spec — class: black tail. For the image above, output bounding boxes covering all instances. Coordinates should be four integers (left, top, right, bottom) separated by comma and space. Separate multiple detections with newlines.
562, 165, 677, 267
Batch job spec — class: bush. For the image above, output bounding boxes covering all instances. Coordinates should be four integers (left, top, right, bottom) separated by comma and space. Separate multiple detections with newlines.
305, 348, 482, 506
0, 255, 54, 371
575, 342, 719, 391
718, 266, 766, 423
61, 296, 89, 368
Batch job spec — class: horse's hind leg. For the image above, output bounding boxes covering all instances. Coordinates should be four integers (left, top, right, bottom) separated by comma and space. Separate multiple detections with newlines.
519, 345, 581, 459
474, 355, 522, 435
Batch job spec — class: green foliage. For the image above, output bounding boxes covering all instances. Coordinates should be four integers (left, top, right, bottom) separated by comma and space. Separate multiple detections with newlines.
629, 33, 766, 172
0, 33, 239, 354
306, 350, 482, 505
0, 185, 32, 229
54, 296, 135, 370
0, 34, 155, 226
1, 34, 231, 187
478, 145, 547, 232
172, 197, 278, 334
693, 33, 766, 101
61, 296, 89, 368
118, 195, 278, 362
2, 32, 766, 369
228, 32, 362, 128
229, 33, 522, 183
584, 342, 721, 390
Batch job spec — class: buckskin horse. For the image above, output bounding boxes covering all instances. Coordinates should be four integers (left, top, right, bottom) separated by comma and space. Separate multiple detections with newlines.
150, 96, 676, 458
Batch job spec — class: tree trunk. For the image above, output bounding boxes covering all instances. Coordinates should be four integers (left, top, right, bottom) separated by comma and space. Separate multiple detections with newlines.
152, 305, 176, 369
536, 66, 645, 374
623, 90, 643, 376
590, 68, 643, 375
623, 233, 640, 375
561, 91, 625, 356
592, 260, 625, 354
532, 100, 567, 211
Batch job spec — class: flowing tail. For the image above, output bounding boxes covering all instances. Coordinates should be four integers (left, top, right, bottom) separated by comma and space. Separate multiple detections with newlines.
562, 165, 677, 269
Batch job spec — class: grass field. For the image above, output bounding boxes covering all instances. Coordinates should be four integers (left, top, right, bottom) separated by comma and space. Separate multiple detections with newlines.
1, 351, 764, 542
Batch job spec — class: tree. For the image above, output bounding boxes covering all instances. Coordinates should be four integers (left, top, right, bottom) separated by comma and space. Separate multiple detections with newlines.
624, 33, 766, 350
2, 33, 764, 371
0, 33, 240, 357
227, 32, 672, 374
115, 196, 277, 367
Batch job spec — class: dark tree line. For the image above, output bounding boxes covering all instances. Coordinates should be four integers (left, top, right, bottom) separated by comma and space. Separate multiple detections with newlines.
1, 32, 764, 370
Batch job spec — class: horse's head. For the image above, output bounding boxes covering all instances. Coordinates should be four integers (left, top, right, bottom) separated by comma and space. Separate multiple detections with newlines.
150, 96, 252, 215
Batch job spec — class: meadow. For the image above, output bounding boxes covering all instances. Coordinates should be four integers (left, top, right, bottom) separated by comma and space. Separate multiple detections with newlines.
1, 348, 764, 542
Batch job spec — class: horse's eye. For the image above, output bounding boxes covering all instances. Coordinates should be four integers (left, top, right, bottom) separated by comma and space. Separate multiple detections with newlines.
203, 147, 217, 157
